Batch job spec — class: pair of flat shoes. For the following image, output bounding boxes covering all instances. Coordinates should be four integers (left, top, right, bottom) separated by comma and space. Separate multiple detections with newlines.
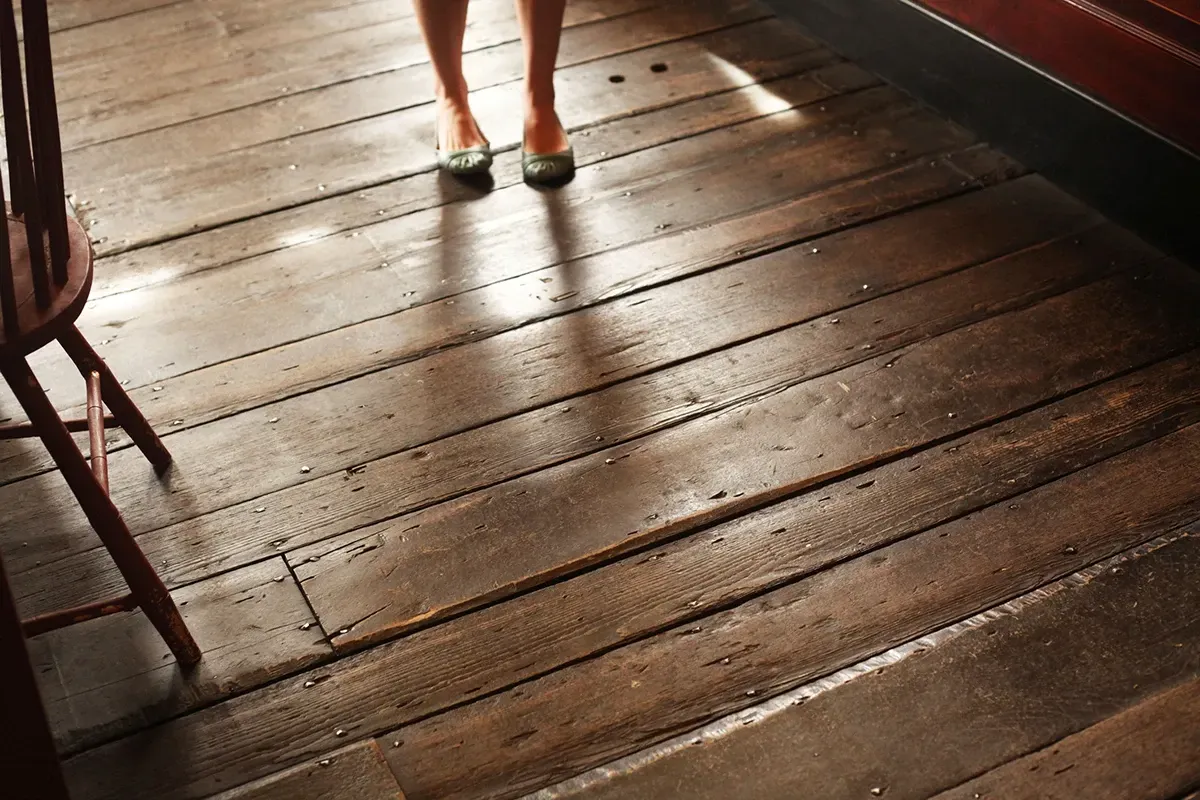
436, 128, 573, 184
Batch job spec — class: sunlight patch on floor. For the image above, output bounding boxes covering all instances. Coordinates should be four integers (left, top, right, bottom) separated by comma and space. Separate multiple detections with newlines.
706, 53, 796, 117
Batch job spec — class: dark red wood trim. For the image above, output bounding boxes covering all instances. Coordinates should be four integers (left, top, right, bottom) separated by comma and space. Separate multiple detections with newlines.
1087, 0, 1200, 54
915, 0, 1200, 154
1150, 0, 1200, 25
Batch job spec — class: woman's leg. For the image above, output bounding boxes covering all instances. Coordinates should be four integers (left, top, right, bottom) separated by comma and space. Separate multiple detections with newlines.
413, 0, 487, 151
515, 0, 569, 154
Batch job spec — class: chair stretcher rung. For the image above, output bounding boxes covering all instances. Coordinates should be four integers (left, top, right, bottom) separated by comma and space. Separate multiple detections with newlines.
21, 592, 137, 637
0, 414, 117, 440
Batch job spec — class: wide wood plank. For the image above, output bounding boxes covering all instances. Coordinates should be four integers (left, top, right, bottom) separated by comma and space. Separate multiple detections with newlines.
0, 91, 983, 571
56, 0, 663, 151
26, 239, 1197, 754
377, 428, 1200, 800
1, 61, 873, 473
61, 412, 1200, 800
48, 0, 394, 70
931, 679, 1200, 800
8, 174, 1103, 615
28, 558, 329, 755
211, 741, 405, 800
1, 58, 873, 475
82, 59, 875, 303
71, 17, 846, 251
41, 0, 181, 32
61, 85, 932, 396
82, 59, 880, 299
106, 140, 992, 425
554, 538, 1200, 800
21, 0, 1198, 795
294, 264, 1200, 650
49, 1, 226, 68
22, 106, 991, 471
302, 352, 1196, 782
54, 0, 414, 113
64, 0, 759, 180
22, 34, 849, 429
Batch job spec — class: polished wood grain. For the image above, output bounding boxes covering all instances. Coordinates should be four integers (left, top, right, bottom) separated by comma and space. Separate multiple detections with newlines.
0, 216, 92, 358
1154, 0, 1200, 22
0, 549, 70, 800
1087, 0, 1200, 52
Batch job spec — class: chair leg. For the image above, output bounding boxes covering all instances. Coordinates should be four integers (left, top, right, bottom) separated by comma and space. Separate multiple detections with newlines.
57, 324, 172, 473
0, 358, 201, 667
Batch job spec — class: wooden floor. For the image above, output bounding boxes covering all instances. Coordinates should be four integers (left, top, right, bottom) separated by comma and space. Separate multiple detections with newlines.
1, 0, 1198, 798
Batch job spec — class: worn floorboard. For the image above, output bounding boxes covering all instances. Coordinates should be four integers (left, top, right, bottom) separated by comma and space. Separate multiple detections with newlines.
81, 61, 876, 300
11, 175, 1110, 616
209, 741, 406, 800
541, 533, 1200, 800
70, 87, 956, 389
376, 427, 1200, 799
68, 3, 782, 248
6, 61, 885, 418
29, 0, 182, 34
0, 92, 987, 583
54, 353, 1200, 799
297, 263, 1199, 649
56, 0, 659, 153
1, 44, 866, 460
30, 558, 329, 755
932, 679, 1200, 800
63, 0, 752, 176
0, 2, 1193, 799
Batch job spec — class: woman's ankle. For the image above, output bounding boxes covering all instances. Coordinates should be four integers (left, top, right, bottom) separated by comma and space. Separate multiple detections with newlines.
523, 103, 568, 154
435, 94, 487, 151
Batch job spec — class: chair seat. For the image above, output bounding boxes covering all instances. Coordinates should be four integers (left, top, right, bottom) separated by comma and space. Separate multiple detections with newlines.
0, 211, 93, 360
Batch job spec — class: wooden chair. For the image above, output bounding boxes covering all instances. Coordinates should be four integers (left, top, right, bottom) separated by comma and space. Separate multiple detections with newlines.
0, 0, 200, 666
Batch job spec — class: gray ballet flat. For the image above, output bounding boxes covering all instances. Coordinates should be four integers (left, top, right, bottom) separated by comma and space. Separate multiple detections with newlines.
436, 124, 493, 176
522, 145, 575, 185
437, 142, 493, 175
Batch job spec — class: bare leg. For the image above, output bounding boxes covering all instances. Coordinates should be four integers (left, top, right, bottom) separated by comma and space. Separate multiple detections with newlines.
515, 0, 569, 154
413, 0, 487, 151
